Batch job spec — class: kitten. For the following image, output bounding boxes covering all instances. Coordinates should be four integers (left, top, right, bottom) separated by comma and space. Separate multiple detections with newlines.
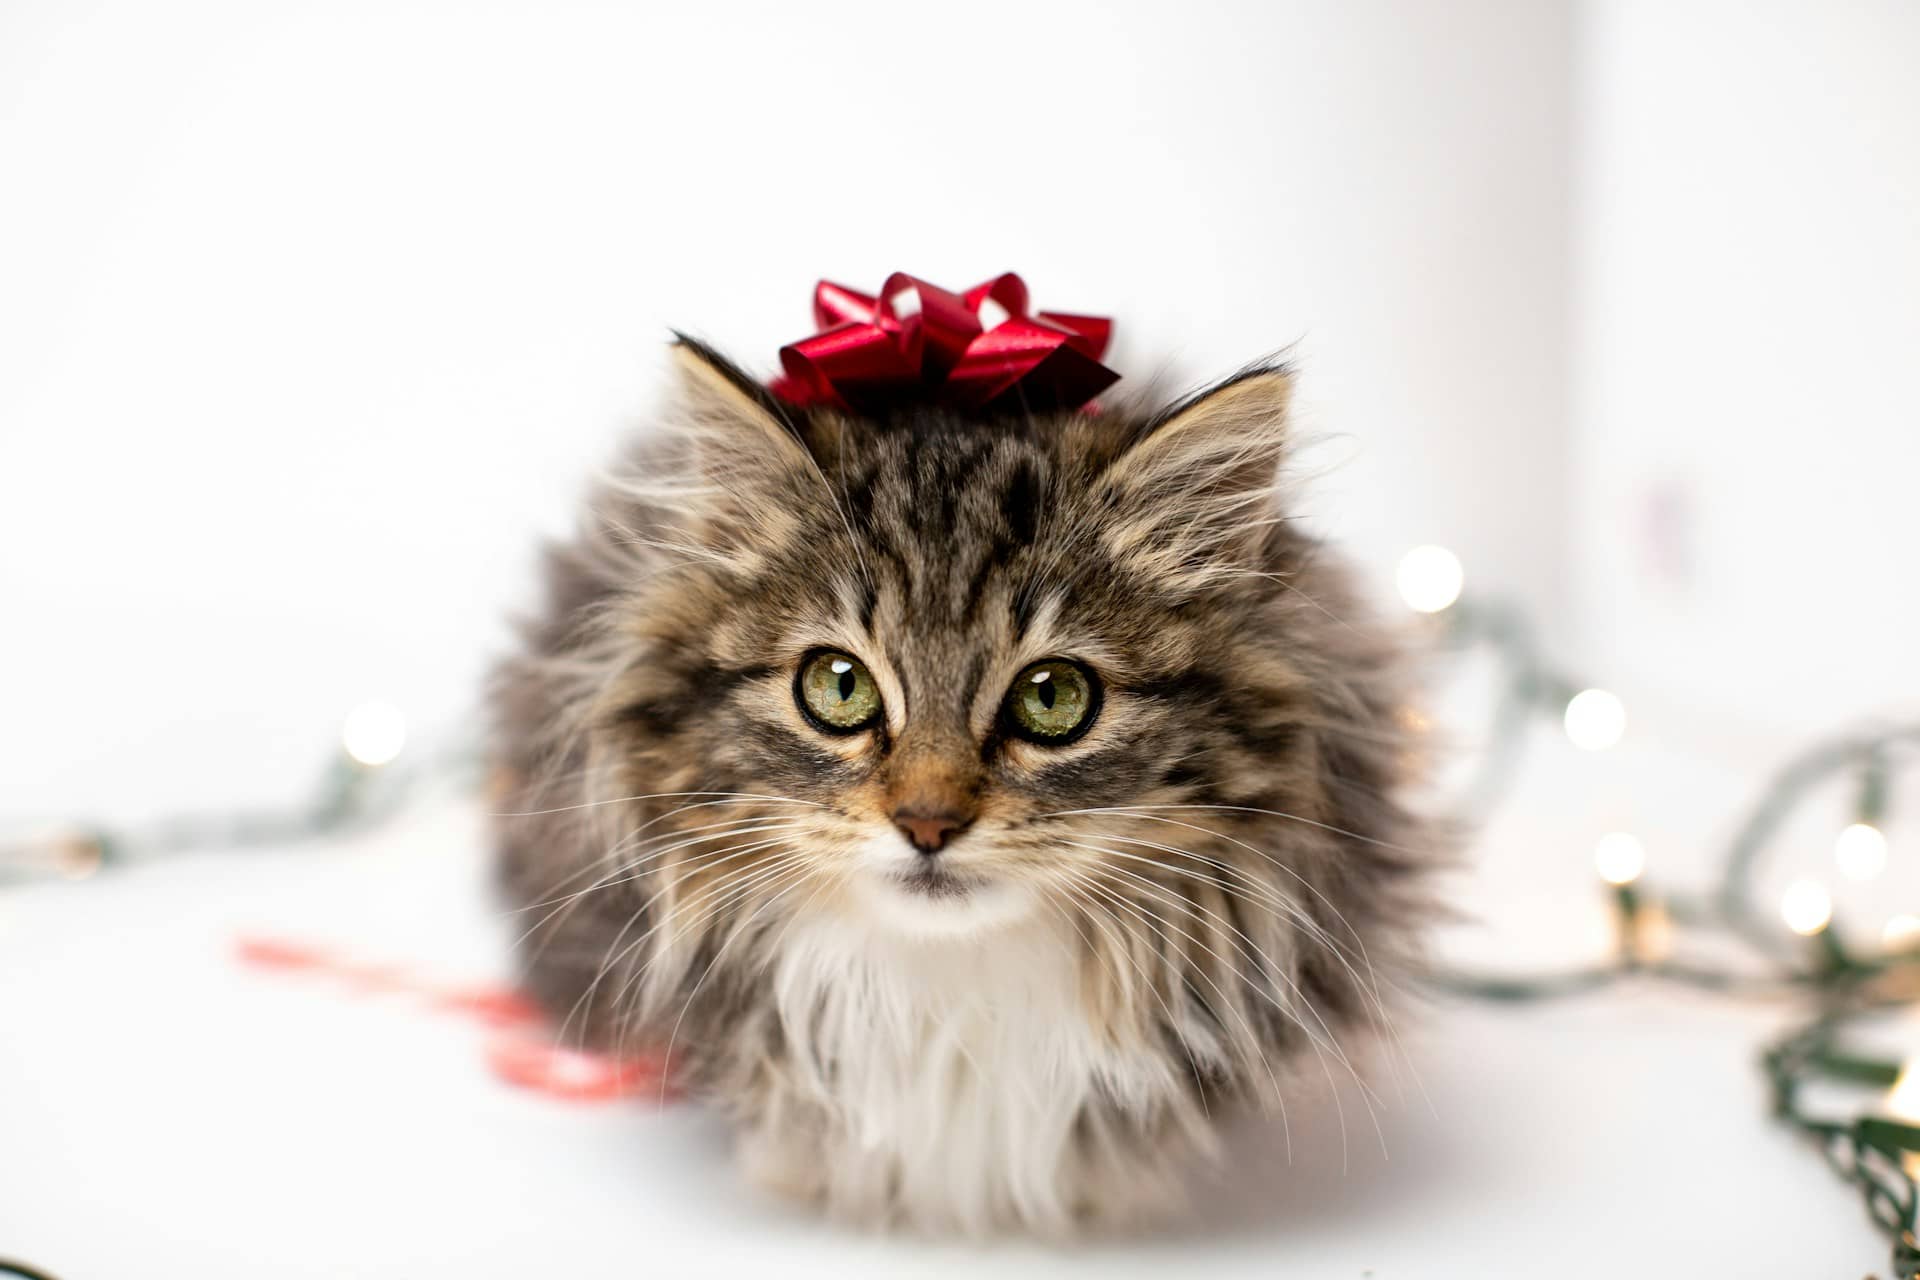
491, 338, 1431, 1234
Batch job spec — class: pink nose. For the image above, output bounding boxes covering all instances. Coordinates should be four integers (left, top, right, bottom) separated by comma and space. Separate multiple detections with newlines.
894, 810, 967, 854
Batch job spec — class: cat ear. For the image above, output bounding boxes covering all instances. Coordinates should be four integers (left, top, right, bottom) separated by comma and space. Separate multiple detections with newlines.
665, 335, 814, 475
647, 337, 828, 559
1100, 364, 1294, 589
1112, 363, 1293, 491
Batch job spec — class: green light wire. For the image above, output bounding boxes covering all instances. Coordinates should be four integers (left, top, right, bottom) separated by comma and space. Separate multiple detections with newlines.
1433, 599, 1920, 1277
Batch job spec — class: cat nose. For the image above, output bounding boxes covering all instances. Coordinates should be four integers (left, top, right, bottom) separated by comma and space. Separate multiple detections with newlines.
893, 809, 968, 854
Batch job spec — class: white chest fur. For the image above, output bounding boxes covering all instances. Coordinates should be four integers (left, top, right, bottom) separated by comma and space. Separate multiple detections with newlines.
762, 912, 1178, 1233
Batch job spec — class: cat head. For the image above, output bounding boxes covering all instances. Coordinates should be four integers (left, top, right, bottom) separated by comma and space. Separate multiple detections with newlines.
523, 338, 1417, 948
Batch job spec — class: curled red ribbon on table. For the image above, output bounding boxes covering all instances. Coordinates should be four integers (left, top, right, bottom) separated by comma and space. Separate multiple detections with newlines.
234, 934, 676, 1104
768, 272, 1118, 414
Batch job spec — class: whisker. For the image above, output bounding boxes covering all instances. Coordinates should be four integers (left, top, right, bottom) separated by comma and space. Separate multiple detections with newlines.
1078, 856, 1373, 1087
594, 850, 815, 1059
1073, 827, 1392, 1032
1052, 803, 1427, 858
1058, 810, 1424, 1101
509, 822, 808, 965
1044, 872, 1235, 1139
492, 790, 826, 820
548, 842, 805, 1046
492, 788, 819, 924
512, 818, 810, 914
1041, 806, 1391, 999
569, 852, 815, 1055
1071, 872, 1317, 1165
1068, 846, 1382, 1112
652, 866, 829, 1100
1071, 871, 1322, 1139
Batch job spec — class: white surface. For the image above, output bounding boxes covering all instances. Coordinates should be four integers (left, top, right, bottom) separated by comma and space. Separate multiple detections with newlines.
0, 763, 1875, 1278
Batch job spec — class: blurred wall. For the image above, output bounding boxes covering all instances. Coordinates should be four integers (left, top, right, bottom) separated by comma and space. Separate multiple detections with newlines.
0, 0, 1574, 817
1572, 1, 1920, 742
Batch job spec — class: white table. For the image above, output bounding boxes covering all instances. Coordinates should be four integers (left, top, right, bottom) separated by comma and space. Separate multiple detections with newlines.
0, 776, 1873, 1277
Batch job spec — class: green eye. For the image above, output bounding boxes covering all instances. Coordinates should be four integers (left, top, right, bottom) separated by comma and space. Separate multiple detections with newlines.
796, 650, 883, 733
1004, 660, 1099, 743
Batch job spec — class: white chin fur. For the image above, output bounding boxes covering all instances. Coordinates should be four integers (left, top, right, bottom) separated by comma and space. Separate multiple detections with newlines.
844, 831, 1040, 939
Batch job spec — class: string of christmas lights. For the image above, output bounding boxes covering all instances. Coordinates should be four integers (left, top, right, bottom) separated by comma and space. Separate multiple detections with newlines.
3, 550, 1916, 1273
1401, 544, 1920, 1278
0, 699, 462, 882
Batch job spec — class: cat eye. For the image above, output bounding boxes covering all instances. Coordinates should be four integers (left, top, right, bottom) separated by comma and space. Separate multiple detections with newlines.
1003, 660, 1100, 744
795, 650, 883, 733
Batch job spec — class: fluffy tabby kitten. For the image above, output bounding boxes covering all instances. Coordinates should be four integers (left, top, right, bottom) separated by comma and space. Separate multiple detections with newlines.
491, 338, 1430, 1234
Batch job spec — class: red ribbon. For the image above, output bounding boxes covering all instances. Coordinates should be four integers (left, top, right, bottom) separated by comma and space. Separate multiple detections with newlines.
769, 272, 1117, 414
234, 934, 676, 1104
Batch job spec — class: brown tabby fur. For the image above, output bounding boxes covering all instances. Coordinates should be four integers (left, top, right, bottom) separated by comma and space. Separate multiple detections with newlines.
490, 337, 1434, 1234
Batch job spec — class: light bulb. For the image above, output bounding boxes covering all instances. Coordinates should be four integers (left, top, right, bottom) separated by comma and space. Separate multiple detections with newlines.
1563, 689, 1626, 751
1593, 832, 1646, 886
1890, 1061, 1920, 1178
342, 700, 407, 768
8, 826, 103, 879
1884, 915, 1920, 951
1835, 822, 1888, 882
1633, 900, 1676, 962
1395, 545, 1464, 614
1780, 879, 1833, 936
1889, 1061, 1920, 1122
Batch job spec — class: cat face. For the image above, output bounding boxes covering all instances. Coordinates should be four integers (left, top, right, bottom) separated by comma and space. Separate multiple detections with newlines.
573, 344, 1375, 940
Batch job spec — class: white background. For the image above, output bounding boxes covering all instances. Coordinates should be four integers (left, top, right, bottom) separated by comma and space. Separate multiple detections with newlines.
0, 0, 1575, 820
3, 1, 1917, 1275
1573, 0, 1920, 741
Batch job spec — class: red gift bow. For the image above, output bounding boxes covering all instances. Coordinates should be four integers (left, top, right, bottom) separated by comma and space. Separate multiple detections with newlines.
768, 272, 1117, 413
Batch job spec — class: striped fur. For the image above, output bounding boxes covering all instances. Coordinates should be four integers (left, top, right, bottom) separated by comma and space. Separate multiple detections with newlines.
491, 340, 1434, 1234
